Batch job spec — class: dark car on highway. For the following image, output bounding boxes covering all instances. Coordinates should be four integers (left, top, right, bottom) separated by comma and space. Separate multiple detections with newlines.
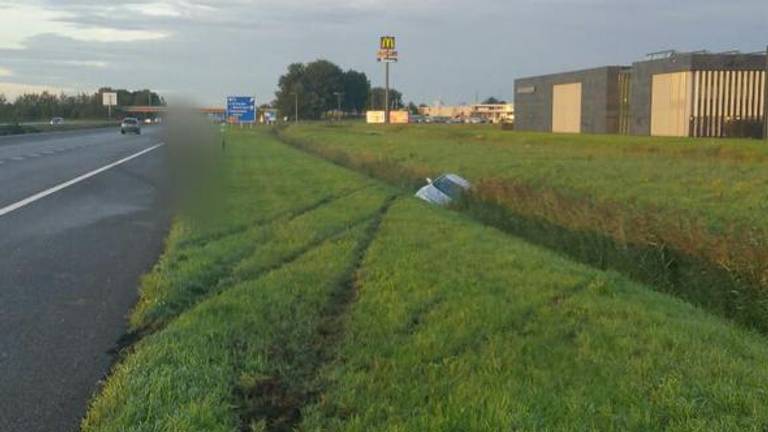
120, 117, 141, 135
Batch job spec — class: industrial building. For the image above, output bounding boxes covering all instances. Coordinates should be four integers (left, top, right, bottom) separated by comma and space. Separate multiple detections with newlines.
514, 50, 767, 138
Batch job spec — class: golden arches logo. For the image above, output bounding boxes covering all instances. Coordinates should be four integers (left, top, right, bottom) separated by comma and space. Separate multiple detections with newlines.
380, 36, 396, 50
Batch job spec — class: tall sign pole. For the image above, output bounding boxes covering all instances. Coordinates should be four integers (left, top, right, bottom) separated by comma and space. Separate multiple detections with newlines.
378, 36, 398, 124
385, 62, 390, 123
764, 45, 768, 140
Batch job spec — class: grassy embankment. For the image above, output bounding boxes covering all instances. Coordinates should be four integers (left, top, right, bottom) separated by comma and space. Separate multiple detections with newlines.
278, 123, 768, 332
84, 127, 768, 431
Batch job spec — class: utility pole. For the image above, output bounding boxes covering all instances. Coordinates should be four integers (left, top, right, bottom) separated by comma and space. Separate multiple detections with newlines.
292, 92, 299, 124
334, 91, 344, 121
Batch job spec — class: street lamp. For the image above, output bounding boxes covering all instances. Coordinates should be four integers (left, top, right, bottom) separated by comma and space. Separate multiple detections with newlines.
290, 91, 299, 124
333, 91, 344, 121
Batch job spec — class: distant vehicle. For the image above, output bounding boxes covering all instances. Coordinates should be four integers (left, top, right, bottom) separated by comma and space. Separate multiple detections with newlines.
154, 117, 162, 124
410, 115, 426, 124
415, 174, 471, 206
467, 117, 486, 124
121, 118, 141, 135
144, 118, 153, 124
49, 117, 64, 126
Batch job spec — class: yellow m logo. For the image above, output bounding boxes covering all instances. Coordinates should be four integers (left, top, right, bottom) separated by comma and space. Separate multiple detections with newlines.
380, 36, 396, 50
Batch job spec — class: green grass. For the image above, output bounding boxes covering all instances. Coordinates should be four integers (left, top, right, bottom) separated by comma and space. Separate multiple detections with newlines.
278, 123, 768, 331
85, 126, 768, 431
301, 199, 768, 431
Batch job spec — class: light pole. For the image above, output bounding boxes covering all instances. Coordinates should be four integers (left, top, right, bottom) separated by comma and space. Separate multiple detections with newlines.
290, 91, 298, 124
333, 91, 344, 121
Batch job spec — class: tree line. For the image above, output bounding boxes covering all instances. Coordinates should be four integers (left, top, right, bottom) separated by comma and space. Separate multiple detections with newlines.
274, 60, 404, 120
0, 88, 164, 122
272, 59, 510, 120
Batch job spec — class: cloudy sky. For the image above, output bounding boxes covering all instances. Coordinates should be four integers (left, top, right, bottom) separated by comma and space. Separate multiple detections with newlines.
0, 0, 766, 106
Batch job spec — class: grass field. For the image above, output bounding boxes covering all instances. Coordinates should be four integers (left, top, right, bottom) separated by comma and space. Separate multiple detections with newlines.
84, 126, 768, 431
278, 123, 768, 331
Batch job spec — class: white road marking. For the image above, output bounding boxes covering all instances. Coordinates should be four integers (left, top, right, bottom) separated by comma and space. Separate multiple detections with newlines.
0, 143, 164, 217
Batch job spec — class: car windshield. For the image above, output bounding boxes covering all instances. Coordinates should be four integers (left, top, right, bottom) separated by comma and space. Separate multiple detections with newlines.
432, 176, 465, 200
123, 119, 138, 125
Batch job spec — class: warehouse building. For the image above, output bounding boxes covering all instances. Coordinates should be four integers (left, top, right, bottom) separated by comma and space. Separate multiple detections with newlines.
514, 50, 767, 138
630, 51, 766, 137
514, 66, 631, 134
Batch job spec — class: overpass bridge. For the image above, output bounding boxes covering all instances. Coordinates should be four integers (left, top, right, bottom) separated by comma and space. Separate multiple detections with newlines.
122, 106, 225, 115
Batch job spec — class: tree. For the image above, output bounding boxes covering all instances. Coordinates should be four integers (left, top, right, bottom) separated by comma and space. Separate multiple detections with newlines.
0, 88, 164, 122
482, 97, 506, 105
342, 70, 370, 114
370, 87, 403, 110
274, 63, 306, 121
301, 60, 345, 118
275, 60, 371, 120
407, 102, 420, 115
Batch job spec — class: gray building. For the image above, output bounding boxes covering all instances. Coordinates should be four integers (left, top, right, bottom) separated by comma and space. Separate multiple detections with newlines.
514, 50, 767, 138
514, 66, 630, 135
630, 52, 766, 137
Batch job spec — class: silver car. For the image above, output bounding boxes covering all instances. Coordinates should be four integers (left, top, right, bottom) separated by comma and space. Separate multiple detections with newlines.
415, 174, 471, 206
121, 118, 141, 135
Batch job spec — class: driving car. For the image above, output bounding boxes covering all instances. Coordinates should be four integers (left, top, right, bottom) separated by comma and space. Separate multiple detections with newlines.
120, 117, 141, 135
49, 117, 64, 126
415, 173, 471, 206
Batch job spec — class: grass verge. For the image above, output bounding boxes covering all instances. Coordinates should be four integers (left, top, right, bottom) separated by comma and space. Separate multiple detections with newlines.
85, 126, 768, 431
277, 123, 768, 332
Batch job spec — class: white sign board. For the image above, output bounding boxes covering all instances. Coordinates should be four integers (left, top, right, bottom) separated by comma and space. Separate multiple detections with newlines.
102, 92, 117, 107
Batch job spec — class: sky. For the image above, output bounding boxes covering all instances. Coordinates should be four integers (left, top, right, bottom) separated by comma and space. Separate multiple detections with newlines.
0, 0, 766, 106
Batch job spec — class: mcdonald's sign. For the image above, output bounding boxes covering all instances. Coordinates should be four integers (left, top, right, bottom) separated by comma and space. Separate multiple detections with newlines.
378, 36, 398, 62
380, 36, 396, 50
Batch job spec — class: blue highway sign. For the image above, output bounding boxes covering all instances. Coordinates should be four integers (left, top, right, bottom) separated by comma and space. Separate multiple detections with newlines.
226, 96, 256, 123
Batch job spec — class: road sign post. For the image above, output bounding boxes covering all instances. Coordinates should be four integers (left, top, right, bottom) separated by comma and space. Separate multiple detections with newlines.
377, 36, 398, 124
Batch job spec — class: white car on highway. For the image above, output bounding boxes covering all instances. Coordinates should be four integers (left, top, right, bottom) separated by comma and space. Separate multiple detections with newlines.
415, 174, 471, 206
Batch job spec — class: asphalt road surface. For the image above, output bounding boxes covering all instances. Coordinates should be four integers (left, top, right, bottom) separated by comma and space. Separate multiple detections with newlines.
0, 126, 171, 431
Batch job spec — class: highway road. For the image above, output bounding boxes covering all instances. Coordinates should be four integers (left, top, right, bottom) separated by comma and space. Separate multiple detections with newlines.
0, 127, 171, 431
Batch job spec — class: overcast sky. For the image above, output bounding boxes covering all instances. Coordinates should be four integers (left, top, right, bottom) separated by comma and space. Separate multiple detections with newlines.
0, 0, 766, 106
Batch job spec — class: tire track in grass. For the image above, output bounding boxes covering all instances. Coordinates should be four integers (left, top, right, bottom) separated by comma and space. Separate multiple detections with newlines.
118, 186, 378, 355
237, 195, 398, 432
178, 185, 372, 250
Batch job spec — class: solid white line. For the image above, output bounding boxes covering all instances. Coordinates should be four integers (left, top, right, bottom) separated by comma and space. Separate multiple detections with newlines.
0, 143, 164, 217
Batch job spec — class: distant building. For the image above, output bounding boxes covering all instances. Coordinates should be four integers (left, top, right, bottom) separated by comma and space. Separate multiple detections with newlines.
514, 50, 767, 138
419, 104, 514, 123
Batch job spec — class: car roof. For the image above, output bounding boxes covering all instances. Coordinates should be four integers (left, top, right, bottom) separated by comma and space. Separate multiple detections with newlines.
438, 173, 471, 188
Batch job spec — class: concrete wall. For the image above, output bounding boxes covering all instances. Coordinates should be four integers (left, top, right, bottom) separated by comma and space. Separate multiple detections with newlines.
514, 66, 627, 134
629, 53, 767, 135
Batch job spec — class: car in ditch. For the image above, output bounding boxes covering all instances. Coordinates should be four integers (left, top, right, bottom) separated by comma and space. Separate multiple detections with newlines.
415, 173, 471, 206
